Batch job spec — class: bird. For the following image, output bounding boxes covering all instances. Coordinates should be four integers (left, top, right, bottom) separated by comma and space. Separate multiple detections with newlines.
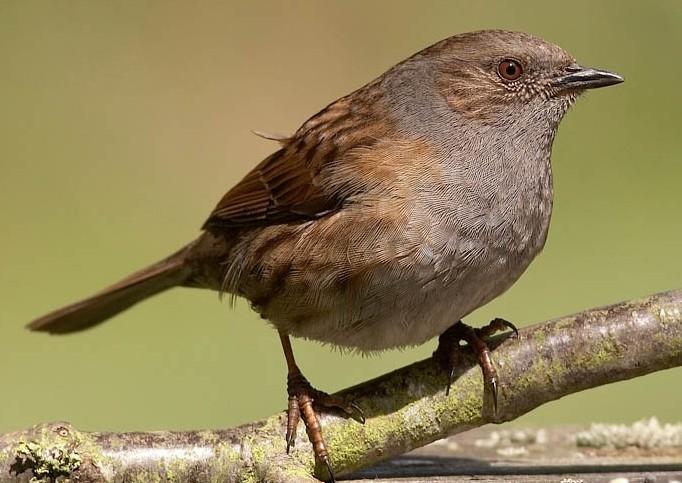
27, 30, 623, 481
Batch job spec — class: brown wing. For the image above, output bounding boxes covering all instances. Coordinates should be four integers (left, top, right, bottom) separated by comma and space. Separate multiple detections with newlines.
202, 85, 388, 230
202, 146, 338, 229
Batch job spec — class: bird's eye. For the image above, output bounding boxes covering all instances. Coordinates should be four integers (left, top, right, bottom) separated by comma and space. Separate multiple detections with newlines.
498, 59, 523, 81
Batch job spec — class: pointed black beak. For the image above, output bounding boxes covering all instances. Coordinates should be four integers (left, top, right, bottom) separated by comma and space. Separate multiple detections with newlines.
555, 65, 624, 90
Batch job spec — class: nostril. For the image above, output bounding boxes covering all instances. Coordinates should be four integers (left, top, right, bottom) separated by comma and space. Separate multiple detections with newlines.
564, 64, 582, 73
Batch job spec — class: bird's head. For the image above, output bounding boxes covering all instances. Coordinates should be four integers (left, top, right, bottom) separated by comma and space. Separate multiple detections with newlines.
422, 30, 623, 127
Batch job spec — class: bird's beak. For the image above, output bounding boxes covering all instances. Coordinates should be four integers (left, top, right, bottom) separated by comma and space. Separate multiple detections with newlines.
554, 65, 624, 90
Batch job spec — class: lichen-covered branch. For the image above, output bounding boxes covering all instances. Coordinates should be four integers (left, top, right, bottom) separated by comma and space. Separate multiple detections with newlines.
1, 289, 681, 483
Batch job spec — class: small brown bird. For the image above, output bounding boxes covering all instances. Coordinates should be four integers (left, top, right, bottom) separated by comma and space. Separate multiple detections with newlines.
28, 30, 623, 481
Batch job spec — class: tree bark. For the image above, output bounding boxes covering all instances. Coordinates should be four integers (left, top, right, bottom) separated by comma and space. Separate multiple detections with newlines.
1, 289, 680, 483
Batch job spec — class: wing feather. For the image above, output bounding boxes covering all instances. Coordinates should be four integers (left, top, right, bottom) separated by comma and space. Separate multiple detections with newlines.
203, 80, 388, 230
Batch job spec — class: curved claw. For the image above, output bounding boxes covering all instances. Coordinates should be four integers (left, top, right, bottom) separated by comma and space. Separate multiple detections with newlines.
445, 366, 455, 396
323, 458, 337, 483
285, 432, 295, 454
349, 402, 366, 424
490, 376, 499, 416
489, 317, 519, 338
503, 320, 519, 338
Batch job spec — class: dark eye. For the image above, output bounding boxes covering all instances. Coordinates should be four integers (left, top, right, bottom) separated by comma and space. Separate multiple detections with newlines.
498, 59, 523, 81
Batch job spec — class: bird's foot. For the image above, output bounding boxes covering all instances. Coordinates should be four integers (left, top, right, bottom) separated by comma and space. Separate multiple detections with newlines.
433, 318, 518, 415
285, 371, 365, 482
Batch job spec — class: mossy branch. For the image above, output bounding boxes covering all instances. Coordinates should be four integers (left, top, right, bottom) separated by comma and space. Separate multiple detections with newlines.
1, 289, 681, 482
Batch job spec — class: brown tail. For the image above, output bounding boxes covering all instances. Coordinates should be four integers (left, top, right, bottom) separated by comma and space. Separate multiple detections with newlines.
27, 245, 194, 334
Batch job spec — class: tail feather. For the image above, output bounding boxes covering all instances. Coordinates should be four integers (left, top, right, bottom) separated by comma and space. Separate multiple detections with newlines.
27, 246, 193, 334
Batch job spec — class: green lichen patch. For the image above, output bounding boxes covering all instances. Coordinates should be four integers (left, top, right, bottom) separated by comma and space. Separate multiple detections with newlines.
656, 305, 682, 327
573, 333, 622, 371
12, 439, 82, 482
549, 358, 567, 381
512, 355, 549, 392
552, 315, 579, 331
532, 329, 547, 346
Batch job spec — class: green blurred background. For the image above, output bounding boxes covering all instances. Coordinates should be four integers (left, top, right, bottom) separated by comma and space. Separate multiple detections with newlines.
1, 1, 680, 435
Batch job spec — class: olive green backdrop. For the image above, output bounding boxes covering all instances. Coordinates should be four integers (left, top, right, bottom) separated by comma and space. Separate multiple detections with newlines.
1, 1, 680, 434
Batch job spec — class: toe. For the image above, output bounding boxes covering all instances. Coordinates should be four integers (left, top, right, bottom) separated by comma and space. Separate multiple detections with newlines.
489, 317, 519, 338
285, 394, 300, 453
313, 392, 365, 423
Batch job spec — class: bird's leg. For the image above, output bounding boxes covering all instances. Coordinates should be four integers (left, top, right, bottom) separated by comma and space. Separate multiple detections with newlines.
433, 319, 518, 415
279, 332, 364, 482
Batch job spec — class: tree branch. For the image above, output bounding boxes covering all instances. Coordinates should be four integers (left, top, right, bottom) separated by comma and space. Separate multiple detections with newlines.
2, 289, 681, 482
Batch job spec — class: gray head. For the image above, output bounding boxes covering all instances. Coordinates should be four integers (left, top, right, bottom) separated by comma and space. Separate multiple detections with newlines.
385, 30, 623, 133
